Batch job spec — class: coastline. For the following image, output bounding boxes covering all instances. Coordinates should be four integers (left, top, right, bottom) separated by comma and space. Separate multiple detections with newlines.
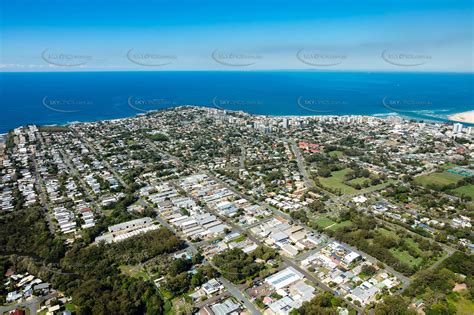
0, 105, 457, 134
448, 110, 474, 124
2, 105, 473, 134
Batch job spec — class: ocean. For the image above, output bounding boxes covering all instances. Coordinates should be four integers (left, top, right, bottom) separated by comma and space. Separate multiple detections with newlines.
0, 71, 473, 133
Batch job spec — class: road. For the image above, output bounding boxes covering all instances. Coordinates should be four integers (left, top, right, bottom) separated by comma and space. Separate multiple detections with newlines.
288, 139, 315, 189
137, 197, 200, 254
193, 173, 364, 312
0, 293, 57, 315
145, 138, 182, 166
74, 132, 131, 190
219, 277, 262, 315
239, 141, 246, 169
58, 148, 101, 212
30, 134, 55, 234
124, 140, 398, 313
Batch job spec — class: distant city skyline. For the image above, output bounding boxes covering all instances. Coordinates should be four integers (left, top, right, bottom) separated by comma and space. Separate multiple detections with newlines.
1, 0, 473, 72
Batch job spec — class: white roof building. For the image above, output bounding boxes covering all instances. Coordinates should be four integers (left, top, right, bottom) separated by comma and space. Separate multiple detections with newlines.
265, 267, 304, 290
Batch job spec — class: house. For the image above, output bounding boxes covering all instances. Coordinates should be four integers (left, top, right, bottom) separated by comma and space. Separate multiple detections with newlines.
265, 267, 303, 290
202, 278, 223, 295
341, 252, 361, 268
281, 244, 299, 257
209, 298, 241, 315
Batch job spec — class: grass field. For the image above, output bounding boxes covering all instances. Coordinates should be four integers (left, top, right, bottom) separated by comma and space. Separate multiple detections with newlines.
313, 216, 336, 229
376, 228, 424, 267
415, 171, 463, 188
347, 177, 370, 185
318, 168, 392, 195
119, 264, 147, 279
328, 220, 352, 231
440, 162, 457, 170
404, 238, 423, 255
390, 249, 423, 267
328, 150, 344, 158
451, 184, 474, 199
318, 168, 357, 194
377, 228, 399, 240
447, 292, 474, 315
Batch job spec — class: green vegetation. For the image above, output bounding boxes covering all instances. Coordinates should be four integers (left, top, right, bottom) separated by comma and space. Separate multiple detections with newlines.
451, 184, 474, 200
1, 206, 184, 315
405, 251, 474, 314
148, 132, 169, 141
119, 264, 148, 279
291, 291, 347, 315
228, 235, 246, 243
447, 291, 474, 315
316, 165, 389, 195
390, 249, 423, 268
326, 211, 443, 276
162, 257, 218, 297
318, 168, 357, 194
38, 125, 70, 132
212, 246, 277, 284
328, 150, 344, 158
0, 206, 66, 263
313, 216, 336, 229
374, 295, 417, 315
415, 171, 463, 188
327, 220, 352, 232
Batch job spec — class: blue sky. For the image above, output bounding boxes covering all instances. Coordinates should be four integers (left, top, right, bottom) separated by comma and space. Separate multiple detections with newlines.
1, 0, 473, 71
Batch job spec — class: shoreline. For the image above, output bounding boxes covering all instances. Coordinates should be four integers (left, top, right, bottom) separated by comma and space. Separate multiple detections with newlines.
448, 110, 474, 124
1, 105, 462, 134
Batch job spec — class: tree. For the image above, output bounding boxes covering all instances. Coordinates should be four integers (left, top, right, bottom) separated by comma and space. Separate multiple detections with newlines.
319, 168, 332, 178
294, 292, 343, 315
374, 295, 416, 315
361, 265, 377, 277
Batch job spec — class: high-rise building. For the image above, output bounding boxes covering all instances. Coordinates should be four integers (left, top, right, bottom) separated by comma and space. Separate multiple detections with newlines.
453, 123, 463, 134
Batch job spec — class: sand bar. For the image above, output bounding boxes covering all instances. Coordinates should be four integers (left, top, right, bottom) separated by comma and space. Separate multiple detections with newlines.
448, 110, 474, 124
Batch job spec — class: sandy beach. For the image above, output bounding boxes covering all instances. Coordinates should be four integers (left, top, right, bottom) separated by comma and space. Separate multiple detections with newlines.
448, 110, 474, 124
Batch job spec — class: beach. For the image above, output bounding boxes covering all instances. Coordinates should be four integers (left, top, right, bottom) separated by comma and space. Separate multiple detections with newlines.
448, 110, 474, 124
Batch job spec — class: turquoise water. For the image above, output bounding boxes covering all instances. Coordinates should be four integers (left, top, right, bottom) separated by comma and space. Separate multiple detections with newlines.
0, 71, 473, 132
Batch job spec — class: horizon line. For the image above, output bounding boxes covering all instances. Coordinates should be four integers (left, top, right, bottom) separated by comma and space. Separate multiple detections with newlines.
2, 69, 474, 74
